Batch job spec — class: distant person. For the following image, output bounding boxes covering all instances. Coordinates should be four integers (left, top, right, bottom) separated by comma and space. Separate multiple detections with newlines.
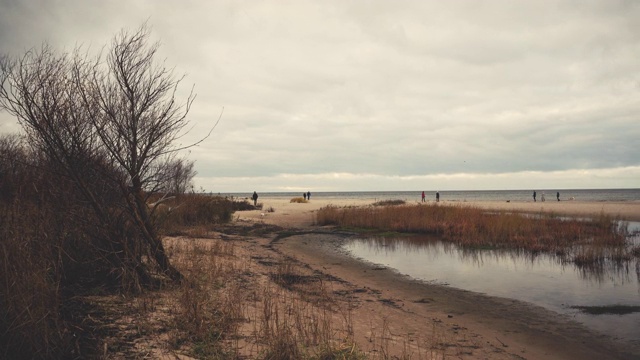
252, 191, 258, 206
421, 191, 425, 202
541, 191, 546, 202
436, 191, 440, 202
533, 191, 536, 202
557, 191, 560, 202
307, 191, 311, 200
303, 192, 307, 200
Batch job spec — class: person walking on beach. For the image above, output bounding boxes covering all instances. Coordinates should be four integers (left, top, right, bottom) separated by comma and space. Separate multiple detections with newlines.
421, 191, 425, 202
303, 192, 307, 200
557, 191, 560, 202
307, 191, 311, 200
436, 191, 440, 202
252, 191, 259, 206
533, 191, 537, 202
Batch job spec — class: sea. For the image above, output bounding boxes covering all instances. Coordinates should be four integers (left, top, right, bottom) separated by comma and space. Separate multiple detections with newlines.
222, 188, 640, 203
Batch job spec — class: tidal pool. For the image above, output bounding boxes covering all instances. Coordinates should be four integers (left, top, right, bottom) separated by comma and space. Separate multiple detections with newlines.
343, 224, 640, 345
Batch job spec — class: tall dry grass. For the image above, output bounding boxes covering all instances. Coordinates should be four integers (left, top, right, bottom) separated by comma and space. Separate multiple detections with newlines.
316, 203, 631, 265
165, 238, 366, 359
252, 260, 364, 359
0, 174, 243, 358
0, 201, 73, 359
155, 194, 259, 236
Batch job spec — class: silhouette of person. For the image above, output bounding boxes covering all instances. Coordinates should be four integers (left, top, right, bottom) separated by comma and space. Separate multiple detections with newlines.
307, 191, 311, 200
252, 191, 258, 206
533, 191, 537, 202
303, 192, 307, 200
421, 191, 425, 202
557, 191, 560, 202
436, 191, 440, 202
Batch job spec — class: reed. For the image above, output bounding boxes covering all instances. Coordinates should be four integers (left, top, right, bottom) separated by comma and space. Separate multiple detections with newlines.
291, 197, 309, 203
316, 203, 632, 265
157, 194, 248, 235
163, 236, 369, 359
372, 199, 406, 206
167, 238, 243, 358
255, 260, 363, 359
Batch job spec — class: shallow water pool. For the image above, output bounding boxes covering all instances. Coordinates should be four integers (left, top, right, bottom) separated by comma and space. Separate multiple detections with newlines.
344, 228, 640, 345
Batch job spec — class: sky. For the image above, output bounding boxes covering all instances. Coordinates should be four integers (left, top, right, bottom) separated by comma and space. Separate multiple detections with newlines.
1, 0, 639, 193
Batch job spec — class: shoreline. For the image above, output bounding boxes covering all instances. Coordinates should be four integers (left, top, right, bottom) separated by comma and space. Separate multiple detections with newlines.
274, 232, 640, 359
244, 197, 640, 223
237, 197, 640, 358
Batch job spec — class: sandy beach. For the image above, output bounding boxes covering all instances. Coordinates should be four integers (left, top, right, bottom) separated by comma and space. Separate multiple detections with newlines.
235, 196, 640, 359
242, 196, 640, 225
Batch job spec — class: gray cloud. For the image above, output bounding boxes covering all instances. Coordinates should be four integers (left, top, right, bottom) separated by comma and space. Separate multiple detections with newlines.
1, 0, 639, 191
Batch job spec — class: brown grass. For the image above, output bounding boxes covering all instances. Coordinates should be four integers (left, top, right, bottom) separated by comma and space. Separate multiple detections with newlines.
160, 236, 367, 359
316, 203, 632, 265
0, 188, 249, 358
155, 194, 258, 235
372, 199, 406, 206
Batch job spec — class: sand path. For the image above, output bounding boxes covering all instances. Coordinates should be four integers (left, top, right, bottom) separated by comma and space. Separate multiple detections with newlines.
236, 197, 640, 359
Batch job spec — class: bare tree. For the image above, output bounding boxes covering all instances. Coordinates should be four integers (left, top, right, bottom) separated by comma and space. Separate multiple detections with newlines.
0, 25, 196, 283
159, 157, 197, 196
85, 26, 196, 281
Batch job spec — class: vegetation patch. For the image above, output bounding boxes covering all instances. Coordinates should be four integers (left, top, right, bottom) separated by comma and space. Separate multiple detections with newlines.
571, 305, 640, 315
316, 203, 633, 267
373, 199, 406, 206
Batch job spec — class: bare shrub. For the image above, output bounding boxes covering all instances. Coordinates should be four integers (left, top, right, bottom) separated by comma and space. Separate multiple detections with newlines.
157, 158, 197, 196
0, 24, 210, 357
0, 24, 202, 284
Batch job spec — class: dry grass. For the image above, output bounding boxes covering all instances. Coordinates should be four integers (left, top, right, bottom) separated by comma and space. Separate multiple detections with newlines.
290, 197, 309, 203
372, 199, 406, 206
160, 236, 368, 359
156, 194, 258, 235
316, 203, 633, 265
65, 228, 462, 359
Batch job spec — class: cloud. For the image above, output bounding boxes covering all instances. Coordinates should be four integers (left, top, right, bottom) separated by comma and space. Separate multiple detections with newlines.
197, 166, 640, 193
1, 0, 639, 192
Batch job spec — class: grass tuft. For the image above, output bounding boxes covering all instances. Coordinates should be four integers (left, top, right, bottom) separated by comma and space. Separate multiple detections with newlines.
373, 199, 406, 206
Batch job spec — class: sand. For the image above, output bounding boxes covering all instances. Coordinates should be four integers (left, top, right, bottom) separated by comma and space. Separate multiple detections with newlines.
235, 196, 640, 359
243, 196, 640, 225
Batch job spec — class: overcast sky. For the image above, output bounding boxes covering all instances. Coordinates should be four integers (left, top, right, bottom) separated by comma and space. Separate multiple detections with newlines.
1, 0, 639, 192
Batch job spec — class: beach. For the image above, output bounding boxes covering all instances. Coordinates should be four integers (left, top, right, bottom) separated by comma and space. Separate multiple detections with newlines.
235, 197, 640, 359
242, 196, 640, 225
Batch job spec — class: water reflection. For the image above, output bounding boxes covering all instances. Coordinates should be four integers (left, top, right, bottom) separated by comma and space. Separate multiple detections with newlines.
344, 234, 640, 344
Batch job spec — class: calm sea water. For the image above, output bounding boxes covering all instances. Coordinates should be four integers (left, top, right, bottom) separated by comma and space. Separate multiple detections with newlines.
224, 188, 640, 202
